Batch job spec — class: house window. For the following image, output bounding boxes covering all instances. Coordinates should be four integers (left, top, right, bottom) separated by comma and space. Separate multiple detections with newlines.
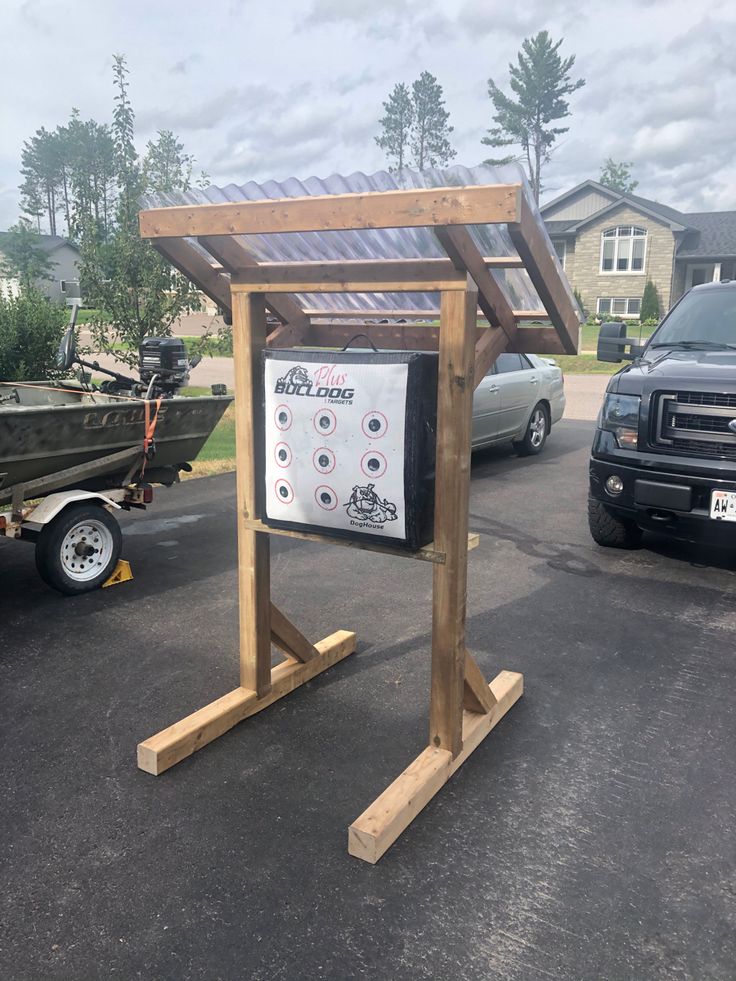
600, 226, 646, 273
597, 297, 641, 317
552, 240, 566, 269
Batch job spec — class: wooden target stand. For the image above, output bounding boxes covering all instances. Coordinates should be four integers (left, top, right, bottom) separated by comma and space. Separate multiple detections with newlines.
136, 184, 579, 862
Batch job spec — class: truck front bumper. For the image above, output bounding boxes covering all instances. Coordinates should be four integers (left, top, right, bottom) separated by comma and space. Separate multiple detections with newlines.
589, 444, 736, 545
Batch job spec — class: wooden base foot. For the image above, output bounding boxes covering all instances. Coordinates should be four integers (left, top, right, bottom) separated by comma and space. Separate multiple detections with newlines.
137, 629, 356, 775
348, 669, 523, 864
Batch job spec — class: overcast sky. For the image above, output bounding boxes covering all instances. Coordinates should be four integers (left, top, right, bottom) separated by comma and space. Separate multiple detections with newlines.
2, 0, 735, 231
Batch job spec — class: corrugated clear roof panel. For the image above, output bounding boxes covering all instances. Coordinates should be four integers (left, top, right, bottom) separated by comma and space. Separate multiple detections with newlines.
141, 163, 581, 319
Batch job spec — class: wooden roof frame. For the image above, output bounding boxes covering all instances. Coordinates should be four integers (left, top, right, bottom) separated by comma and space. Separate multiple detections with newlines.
136, 181, 578, 863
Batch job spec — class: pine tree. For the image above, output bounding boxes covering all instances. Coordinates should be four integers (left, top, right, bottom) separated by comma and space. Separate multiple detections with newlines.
410, 71, 455, 170
599, 158, 638, 194
482, 31, 584, 202
80, 55, 200, 366
144, 130, 194, 193
640, 280, 659, 322
375, 83, 414, 173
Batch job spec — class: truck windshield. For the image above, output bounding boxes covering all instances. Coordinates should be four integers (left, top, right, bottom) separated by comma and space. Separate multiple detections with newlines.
650, 289, 736, 348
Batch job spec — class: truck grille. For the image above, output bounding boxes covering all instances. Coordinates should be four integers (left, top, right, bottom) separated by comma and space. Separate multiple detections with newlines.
654, 392, 736, 459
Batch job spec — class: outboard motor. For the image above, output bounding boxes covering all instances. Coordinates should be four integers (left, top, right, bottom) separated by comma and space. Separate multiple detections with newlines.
138, 337, 192, 395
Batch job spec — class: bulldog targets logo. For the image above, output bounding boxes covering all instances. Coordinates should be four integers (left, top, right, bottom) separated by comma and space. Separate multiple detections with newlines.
345, 482, 398, 528
274, 364, 355, 404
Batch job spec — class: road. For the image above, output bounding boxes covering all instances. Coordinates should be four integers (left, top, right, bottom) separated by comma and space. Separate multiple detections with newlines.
2, 420, 734, 980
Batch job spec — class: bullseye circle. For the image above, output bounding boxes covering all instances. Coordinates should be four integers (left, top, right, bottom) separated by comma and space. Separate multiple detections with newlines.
361, 450, 387, 478
315, 485, 338, 511
275, 442, 292, 468
313, 408, 337, 436
274, 404, 292, 431
274, 478, 294, 504
313, 447, 336, 474
362, 410, 388, 439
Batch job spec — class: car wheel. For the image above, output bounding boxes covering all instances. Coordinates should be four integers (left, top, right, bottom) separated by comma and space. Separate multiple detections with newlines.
588, 497, 642, 549
514, 402, 549, 456
35, 503, 123, 595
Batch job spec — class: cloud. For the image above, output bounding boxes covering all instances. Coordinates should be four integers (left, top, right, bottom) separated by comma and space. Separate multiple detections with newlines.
303, 0, 417, 26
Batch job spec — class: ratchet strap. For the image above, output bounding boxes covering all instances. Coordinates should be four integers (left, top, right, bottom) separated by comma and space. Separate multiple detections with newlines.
141, 397, 162, 475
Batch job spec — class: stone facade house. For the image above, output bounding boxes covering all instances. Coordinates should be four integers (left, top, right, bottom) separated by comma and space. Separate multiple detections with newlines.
541, 180, 736, 319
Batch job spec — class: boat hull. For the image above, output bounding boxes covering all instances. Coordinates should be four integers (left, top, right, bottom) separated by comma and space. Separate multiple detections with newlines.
0, 393, 231, 491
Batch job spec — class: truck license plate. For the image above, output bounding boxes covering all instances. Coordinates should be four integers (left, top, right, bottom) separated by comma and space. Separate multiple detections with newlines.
710, 490, 736, 521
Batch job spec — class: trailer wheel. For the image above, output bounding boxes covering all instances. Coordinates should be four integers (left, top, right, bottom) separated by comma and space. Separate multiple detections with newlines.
35, 503, 122, 595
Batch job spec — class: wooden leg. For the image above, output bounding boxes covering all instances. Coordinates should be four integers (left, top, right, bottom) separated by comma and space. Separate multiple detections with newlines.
429, 282, 478, 756
348, 670, 523, 864
232, 291, 272, 696
137, 630, 357, 775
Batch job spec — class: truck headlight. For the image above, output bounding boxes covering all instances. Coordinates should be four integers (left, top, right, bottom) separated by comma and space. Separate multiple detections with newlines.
599, 393, 640, 449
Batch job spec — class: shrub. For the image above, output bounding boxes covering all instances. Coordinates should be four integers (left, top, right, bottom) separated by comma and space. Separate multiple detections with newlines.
573, 287, 586, 317
640, 280, 660, 322
0, 289, 68, 381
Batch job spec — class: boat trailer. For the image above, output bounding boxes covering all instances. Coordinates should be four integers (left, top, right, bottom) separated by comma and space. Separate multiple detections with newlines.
0, 446, 153, 595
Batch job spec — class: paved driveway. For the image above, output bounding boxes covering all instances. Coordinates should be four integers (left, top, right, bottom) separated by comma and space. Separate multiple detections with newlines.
2, 420, 734, 980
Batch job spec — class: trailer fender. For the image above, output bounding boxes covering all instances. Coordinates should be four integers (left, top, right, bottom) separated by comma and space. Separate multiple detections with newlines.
25, 490, 122, 527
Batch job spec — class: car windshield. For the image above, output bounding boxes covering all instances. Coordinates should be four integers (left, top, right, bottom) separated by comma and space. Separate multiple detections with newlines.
649, 288, 736, 348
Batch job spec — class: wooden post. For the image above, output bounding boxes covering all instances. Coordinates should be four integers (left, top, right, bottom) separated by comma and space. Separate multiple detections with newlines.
232, 291, 272, 697
429, 279, 478, 756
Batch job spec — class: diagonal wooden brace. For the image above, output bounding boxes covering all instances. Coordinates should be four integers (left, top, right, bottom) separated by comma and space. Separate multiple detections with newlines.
463, 649, 498, 714
270, 602, 318, 662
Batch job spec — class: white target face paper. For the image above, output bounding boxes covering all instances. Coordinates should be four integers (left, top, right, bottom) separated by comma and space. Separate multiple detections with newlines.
263, 357, 409, 540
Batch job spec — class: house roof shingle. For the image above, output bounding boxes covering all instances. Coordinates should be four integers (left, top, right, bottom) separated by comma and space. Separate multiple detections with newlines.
542, 179, 736, 260
676, 212, 736, 258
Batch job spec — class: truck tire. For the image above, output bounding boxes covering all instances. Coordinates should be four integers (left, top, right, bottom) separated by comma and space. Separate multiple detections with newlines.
35, 503, 123, 595
514, 402, 549, 456
588, 497, 643, 549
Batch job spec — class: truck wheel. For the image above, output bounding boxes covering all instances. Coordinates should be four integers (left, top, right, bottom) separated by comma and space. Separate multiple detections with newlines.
588, 497, 642, 549
514, 402, 549, 456
35, 503, 122, 595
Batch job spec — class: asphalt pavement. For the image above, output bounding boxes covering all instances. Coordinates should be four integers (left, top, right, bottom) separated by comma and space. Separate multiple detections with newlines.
2, 420, 735, 980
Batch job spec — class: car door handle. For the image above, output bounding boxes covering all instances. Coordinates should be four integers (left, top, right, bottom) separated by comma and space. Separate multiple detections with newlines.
529, 377, 539, 385
486, 384, 499, 393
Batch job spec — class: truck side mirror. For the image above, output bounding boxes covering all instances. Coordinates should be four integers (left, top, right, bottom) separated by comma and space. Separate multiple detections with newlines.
597, 322, 644, 363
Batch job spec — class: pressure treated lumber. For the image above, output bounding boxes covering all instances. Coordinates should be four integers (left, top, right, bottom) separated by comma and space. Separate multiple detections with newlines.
231, 273, 468, 294
508, 195, 580, 354
242, 518, 480, 565
429, 281, 478, 757
302, 322, 566, 356
463, 650, 497, 714
139, 184, 522, 238
137, 630, 357, 775
198, 235, 310, 333
348, 669, 523, 863
152, 237, 232, 314
435, 226, 517, 345
270, 602, 318, 662
232, 292, 272, 696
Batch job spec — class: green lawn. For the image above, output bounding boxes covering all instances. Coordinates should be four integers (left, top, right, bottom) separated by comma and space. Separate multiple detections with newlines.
579, 320, 656, 351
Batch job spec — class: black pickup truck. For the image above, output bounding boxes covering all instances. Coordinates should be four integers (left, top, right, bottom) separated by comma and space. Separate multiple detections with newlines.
589, 280, 736, 548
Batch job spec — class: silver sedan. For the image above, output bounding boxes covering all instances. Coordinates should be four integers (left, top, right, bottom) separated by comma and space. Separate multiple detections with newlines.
472, 352, 566, 455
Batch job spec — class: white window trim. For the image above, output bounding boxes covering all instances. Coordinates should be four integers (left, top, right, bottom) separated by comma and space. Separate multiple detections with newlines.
552, 239, 566, 270
685, 263, 718, 289
596, 296, 641, 318
599, 226, 648, 275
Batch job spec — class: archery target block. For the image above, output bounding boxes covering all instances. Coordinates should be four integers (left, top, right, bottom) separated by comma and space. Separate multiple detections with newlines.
262, 350, 437, 550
